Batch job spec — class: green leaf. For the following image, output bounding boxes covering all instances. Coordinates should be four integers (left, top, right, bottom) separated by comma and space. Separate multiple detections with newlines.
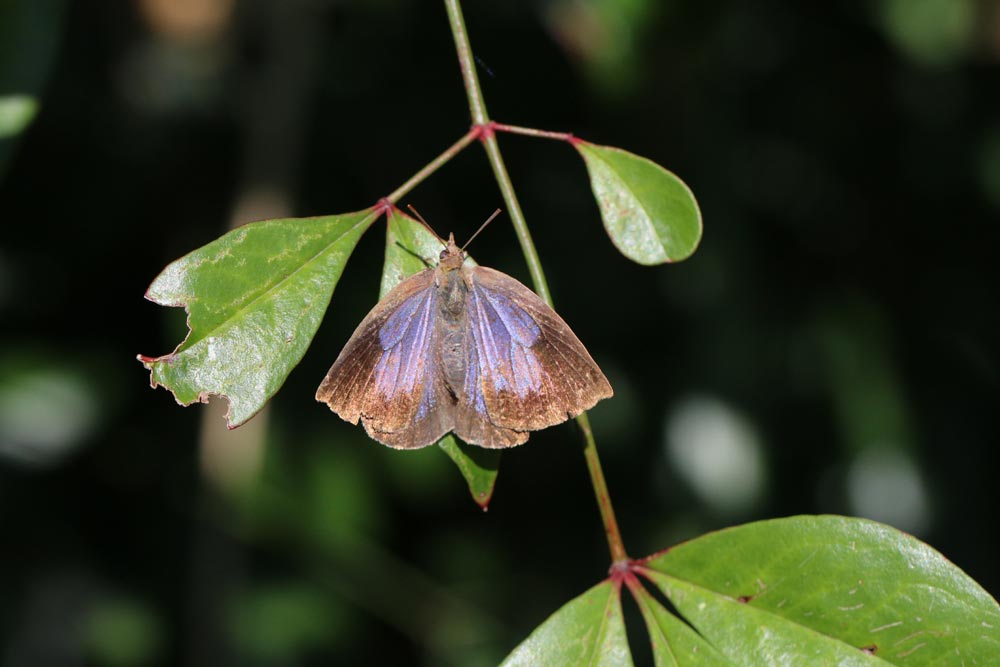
381, 206, 476, 297
381, 209, 500, 506
501, 580, 633, 667
0, 0, 69, 176
576, 142, 702, 265
639, 515, 1000, 665
228, 583, 346, 660
140, 209, 377, 426
0, 95, 38, 139
437, 435, 499, 509
85, 597, 163, 666
630, 584, 731, 666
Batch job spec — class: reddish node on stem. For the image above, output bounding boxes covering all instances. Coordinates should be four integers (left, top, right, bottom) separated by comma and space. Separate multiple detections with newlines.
608, 558, 635, 583
475, 121, 496, 140
374, 198, 393, 217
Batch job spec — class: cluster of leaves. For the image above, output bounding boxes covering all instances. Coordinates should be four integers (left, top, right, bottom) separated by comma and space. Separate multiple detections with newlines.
138, 138, 700, 506
504, 516, 1000, 665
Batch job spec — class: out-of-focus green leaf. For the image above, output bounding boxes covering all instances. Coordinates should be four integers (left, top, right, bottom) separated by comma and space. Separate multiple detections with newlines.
140, 209, 377, 427
0, 0, 69, 176
0, 95, 37, 139
382, 209, 500, 506
877, 0, 973, 67
576, 142, 701, 265
86, 597, 164, 666
639, 515, 1000, 665
501, 580, 632, 667
228, 583, 346, 661
630, 584, 731, 666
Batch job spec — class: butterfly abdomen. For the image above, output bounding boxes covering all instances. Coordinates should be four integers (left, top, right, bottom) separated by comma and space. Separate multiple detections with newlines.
437, 266, 469, 401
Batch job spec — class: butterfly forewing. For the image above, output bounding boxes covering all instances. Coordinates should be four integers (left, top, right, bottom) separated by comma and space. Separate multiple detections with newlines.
317, 268, 451, 446
458, 266, 613, 434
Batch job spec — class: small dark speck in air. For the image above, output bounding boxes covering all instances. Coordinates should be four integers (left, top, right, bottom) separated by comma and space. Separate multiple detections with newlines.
474, 55, 495, 78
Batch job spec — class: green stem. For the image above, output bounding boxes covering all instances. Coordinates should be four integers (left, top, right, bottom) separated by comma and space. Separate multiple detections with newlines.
478, 133, 552, 304
577, 412, 629, 563
445, 0, 488, 125
443, 0, 628, 565
386, 128, 480, 204
493, 123, 575, 143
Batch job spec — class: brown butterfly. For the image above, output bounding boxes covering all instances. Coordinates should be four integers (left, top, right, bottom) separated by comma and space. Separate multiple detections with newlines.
316, 231, 612, 449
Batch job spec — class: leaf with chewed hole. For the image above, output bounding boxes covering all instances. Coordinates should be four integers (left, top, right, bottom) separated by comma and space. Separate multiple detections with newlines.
140, 209, 378, 427
501, 580, 632, 667
637, 515, 1000, 666
576, 142, 701, 265
382, 209, 500, 507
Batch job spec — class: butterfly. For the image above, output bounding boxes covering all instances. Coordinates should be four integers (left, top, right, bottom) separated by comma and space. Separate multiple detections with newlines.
316, 231, 613, 449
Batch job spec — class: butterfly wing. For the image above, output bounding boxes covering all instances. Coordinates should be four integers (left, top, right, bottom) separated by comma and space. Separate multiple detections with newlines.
316, 269, 452, 449
453, 266, 613, 448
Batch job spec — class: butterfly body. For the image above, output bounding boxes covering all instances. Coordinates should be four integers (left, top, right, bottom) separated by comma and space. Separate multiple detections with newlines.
317, 235, 612, 449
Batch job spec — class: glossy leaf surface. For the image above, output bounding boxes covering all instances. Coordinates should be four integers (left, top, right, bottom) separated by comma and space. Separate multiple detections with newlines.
640, 515, 1000, 666
630, 584, 731, 666
576, 142, 701, 265
381, 209, 499, 506
141, 210, 377, 426
501, 580, 632, 667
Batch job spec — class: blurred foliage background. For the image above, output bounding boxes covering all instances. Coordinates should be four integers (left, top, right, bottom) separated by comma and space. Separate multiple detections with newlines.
1, 0, 998, 665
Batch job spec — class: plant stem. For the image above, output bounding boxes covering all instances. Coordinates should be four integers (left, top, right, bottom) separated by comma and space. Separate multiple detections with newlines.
445, 0, 488, 126
576, 412, 629, 563
386, 128, 480, 204
492, 123, 576, 143
443, 0, 551, 302
478, 134, 552, 303
443, 0, 629, 565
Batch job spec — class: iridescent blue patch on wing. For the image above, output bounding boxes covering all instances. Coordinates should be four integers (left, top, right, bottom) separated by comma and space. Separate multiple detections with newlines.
479, 287, 541, 346
374, 288, 436, 397
379, 289, 430, 348
510, 342, 543, 394
466, 283, 544, 402
462, 339, 489, 415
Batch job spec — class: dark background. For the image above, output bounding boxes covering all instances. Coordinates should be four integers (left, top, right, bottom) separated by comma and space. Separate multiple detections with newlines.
1, 1, 997, 665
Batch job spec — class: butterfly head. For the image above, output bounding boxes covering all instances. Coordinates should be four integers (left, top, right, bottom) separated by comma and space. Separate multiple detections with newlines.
438, 233, 466, 272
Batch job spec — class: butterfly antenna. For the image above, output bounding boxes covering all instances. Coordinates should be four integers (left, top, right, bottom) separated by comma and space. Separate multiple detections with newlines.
406, 204, 446, 247
461, 209, 502, 252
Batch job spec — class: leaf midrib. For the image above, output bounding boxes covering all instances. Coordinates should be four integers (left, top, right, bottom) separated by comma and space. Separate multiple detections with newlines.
176, 211, 375, 354
583, 147, 666, 261
644, 569, 905, 666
